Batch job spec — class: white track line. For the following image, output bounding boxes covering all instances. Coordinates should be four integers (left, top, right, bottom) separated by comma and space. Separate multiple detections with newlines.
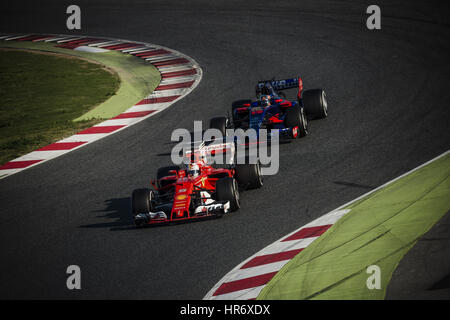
148, 89, 188, 97
4, 34, 30, 40
145, 54, 181, 62
158, 64, 195, 73
224, 261, 290, 282
13, 150, 74, 161
88, 40, 121, 47
95, 118, 144, 127
212, 285, 267, 300
59, 134, 108, 143
257, 236, 319, 256
44, 37, 68, 42
204, 208, 352, 300
122, 46, 150, 53
159, 76, 200, 85
56, 37, 83, 43
125, 103, 169, 112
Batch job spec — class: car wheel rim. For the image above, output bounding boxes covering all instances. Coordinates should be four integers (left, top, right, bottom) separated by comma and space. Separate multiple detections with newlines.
257, 163, 263, 186
322, 91, 328, 115
234, 180, 240, 206
301, 109, 308, 135
147, 191, 151, 210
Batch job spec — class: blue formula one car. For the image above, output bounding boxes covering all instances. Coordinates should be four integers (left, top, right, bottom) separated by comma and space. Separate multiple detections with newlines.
209, 77, 328, 141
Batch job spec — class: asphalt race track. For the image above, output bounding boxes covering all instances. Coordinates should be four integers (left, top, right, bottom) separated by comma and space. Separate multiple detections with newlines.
0, 0, 449, 299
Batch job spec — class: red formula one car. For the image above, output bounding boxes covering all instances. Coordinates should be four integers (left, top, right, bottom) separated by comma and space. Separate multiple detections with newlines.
131, 141, 263, 226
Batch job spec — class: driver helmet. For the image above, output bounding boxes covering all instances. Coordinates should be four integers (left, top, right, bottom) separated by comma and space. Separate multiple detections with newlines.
261, 84, 271, 95
260, 95, 271, 107
188, 163, 200, 177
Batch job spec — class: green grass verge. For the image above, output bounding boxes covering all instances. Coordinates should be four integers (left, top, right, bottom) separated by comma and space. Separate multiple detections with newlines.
0, 40, 161, 165
258, 152, 450, 300
0, 40, 160, 120
0, 49, 120, 165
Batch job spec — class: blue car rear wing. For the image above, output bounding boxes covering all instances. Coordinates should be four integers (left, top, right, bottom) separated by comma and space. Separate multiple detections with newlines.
256, 77, 303, 99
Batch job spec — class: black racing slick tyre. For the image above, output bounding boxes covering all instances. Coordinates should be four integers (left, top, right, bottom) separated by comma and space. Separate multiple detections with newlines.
216, 177, 240, 212
131, 188, 154, 214
235, 160, 264, 190
209, 117, 228, 137
303, 89, 328, 119
231, 99, 252, 125
284, 106, 308, 138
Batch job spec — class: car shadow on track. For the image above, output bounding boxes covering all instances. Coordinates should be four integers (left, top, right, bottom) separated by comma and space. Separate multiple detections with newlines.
78, 197, 137, 231
333, 180, 375, 190
78, 197, 218, 231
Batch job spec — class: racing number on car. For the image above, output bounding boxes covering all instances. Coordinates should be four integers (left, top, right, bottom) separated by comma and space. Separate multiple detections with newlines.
201, 176, 206, 187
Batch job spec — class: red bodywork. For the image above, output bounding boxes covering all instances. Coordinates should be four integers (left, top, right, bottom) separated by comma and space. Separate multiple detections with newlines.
148, 145, 235, 225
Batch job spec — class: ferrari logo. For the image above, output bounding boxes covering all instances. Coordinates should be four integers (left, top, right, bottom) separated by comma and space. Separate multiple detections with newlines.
201, 176, 206, 187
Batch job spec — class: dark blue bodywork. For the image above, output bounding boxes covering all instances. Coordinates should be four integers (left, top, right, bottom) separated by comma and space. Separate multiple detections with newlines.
233, 89, 303, 139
